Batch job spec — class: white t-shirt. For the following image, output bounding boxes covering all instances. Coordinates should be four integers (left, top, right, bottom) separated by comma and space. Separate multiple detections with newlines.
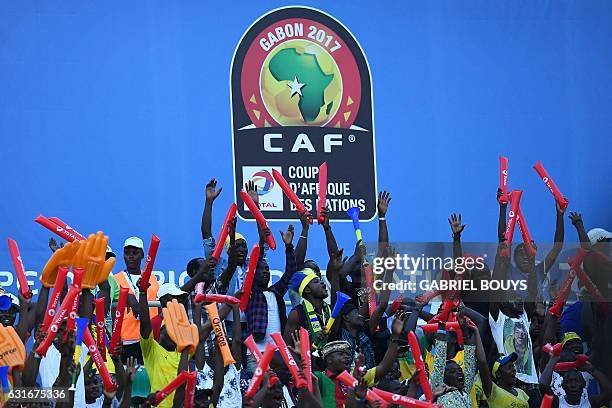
489, 310, 538, 384
559, 395, 591, 408
84, 395, 120, 408
39, 344, 86, 407
283, 385, 296, 408
552, 371, 593, 400
254, 291, 281, 352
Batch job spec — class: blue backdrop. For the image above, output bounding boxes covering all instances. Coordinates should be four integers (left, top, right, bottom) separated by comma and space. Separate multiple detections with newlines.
1, 1, 611, 295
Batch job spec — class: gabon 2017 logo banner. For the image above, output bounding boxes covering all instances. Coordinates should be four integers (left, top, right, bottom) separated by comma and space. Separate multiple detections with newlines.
231, 6, 378, 222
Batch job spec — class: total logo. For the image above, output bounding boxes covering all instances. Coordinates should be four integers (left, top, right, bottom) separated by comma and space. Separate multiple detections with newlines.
242, 166, 284, 211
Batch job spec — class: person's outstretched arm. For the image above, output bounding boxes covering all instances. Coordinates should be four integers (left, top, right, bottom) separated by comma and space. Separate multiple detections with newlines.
139, 281, 152, 339
449, 213, 465, 262
377, 191, 391, 252
201, 178, 222, 240
568, 212, 592, 250
271, 226, 297, 297
372, 311, 406, 382
171, 348, 191, 408
230, 303, 242, 368
490, 242, 511, 320
320, 206, 339, 258
587, 361, 612, 408
544, 202, 566, 273
497, 188, 508, 243
295, 210, 312, 269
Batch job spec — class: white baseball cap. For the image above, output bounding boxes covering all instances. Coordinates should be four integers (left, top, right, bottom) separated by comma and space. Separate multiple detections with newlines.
124, 236, 144, 250
587, 228, 612, 245
157, 283, 187, 300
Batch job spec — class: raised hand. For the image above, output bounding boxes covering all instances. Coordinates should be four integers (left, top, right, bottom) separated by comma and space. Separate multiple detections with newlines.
49, 238, 63, 253
320, 206, 330, 229
126, 356, 138, 384
289, 330, 302, 357
433, 383, 457, 401
280, 225, 294, 245
205, 178, 222, 202
245, 180, 259, 207
556, 199, 568, 214
568, 211, 582, 225
448, 213, 466, 236
377, 190, 392, 217
298, 210, 313, 229
391, 311, 408, 337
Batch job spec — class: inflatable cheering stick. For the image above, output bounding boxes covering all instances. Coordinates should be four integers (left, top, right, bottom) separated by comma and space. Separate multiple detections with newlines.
240, 191, 276, 249
271, 332, 307, 389
48, 217, 86, 240
140, 234, 160, 292
35, 278, 80, 357
109, 287, 128, 356
541, 394, 554, 408
200, 293, 239, 305
317, 162, 327, 224
508, 194, 536, 257
164, 299, 199, 354
533, 161, 569, 210
211, 203, 237, 259
336, 370, 386, 404
95, 297, 106, 361
244, 334, 263, 363
272, 169, 308, 215
346, 206, 362, 242
548, 269, 575, 318
240, 244, 261, 312
300, 327, 313, 392
554, 354, 589, 372
373, 387, 442, 408
64, 267, 85, 341
498, 156, 509, 204
7, 238, 32, 299
501, 190, 523, 256
245, 343, 277, 398
35, 215, 82, 242
205, 302, 235, 366
325, 291, 350, 333
542, 343, 563, 357
408, 331, 433, 401
184, 371, 197, 408
83, 329, 116, 392
41, 265, 69, 332
75, 317, 89, 345
155, 371, 189, 405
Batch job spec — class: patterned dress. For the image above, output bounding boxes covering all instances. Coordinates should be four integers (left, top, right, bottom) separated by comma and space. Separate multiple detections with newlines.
431, 339, 477, 408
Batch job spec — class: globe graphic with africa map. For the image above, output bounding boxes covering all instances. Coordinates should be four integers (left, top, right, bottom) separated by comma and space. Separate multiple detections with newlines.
260, 39, 342, 126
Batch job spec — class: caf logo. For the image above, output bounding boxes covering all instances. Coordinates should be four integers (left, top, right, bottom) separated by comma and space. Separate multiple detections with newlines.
251, 170, 275, 195
234, 7, 364, 129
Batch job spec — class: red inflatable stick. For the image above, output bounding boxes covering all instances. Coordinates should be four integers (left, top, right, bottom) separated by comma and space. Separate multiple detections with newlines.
499, 156, 509, 204
548, 270, 575, 318
533, 161, 569, 210
271, 333, 307, 389
542, 343, 563, 357
109, 287, 129, 356
139, 234, 160, 292
416, 290, 442, 305
244, 334, 263, 363
95, 297, 106, 361
541, 394, 554, 408
445, 321, 464, 346
41, 265, 69, 332
195, 293, 239, 305
507, 194, 536, 257
184, 371, 197, 408
272, 169, 307, 214
373, 388, 441, 408
83, 329, 116, 392
48, 217, 86, 241
336, 371, 386, 404
408, 331, 433, 401
240, 244, 261, 312
554, 354, 589, 372
501, 190, 523, 256
36, 278, 81, 356
35, 215, 82, 242
317, 163, 327, 224
240, 191, 276, 249
7, 238, 32, 299
64, 267, 85, 342
300, 327, 312, 392
245, 343, 277, 398
428, 299, 460, 325
155, 371, 189, 405
211, 203, 238, 260
94, 298, 106, 361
